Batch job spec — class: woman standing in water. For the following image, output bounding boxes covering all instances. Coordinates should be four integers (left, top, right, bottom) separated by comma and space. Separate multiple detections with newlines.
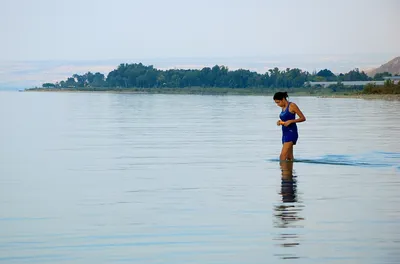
274, 92, 306, 161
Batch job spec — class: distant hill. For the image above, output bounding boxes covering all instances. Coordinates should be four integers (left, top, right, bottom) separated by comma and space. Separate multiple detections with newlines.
366, 56, 400, 77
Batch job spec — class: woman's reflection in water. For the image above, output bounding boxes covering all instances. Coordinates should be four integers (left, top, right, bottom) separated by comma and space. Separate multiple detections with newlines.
273, 160, 304, 260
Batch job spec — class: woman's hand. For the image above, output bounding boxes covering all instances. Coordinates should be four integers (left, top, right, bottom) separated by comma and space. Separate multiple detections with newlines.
277, 120, 282, 126
283, 120, 292, 127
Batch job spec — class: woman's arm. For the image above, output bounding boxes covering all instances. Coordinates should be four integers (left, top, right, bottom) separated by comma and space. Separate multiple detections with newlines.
283, 103, 306, 126
291, 103, 306, 123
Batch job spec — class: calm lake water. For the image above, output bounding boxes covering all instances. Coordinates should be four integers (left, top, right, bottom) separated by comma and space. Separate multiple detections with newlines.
0, 91, 399, 264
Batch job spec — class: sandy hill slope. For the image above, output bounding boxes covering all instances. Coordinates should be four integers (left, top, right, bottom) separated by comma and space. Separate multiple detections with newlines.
366, 56, 400, 77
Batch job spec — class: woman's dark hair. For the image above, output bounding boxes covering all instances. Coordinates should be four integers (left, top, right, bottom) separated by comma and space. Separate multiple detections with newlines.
273, 91, 288, 100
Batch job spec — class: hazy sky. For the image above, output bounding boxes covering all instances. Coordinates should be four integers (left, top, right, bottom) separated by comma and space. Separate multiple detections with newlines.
1, 0, 399, 61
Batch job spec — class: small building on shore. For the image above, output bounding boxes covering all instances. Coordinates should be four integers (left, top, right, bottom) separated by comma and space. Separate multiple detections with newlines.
383, 76, 400, 84
308, 80, 385, 87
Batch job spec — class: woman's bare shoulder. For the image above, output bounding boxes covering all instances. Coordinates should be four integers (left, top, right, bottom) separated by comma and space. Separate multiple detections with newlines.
289, 102, 299, 109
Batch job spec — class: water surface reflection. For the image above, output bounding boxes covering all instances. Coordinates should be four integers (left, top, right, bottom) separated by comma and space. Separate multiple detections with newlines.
274, 161, 304, 260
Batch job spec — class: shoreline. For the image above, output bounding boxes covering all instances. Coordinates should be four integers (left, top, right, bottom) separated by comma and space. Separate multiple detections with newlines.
23, 88, 400, 100
23, 87, 291, 96
318, 94, 400, 100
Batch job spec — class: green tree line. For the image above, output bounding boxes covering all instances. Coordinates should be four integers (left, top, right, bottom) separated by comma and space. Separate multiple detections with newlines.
362, 79, 400, 94
41, 63, 395, 89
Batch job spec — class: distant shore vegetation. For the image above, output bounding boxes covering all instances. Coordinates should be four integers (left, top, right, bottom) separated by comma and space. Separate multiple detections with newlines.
362, 79, 400, 94
33, 63, 399, 95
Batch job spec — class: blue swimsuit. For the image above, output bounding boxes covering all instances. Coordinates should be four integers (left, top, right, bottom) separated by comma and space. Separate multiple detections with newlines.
279, 102, 298, 145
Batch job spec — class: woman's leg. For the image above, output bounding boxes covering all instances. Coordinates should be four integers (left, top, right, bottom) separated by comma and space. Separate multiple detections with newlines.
288, 144, 294, 161
280, 159, 293, 178
280, 142, 293, 161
